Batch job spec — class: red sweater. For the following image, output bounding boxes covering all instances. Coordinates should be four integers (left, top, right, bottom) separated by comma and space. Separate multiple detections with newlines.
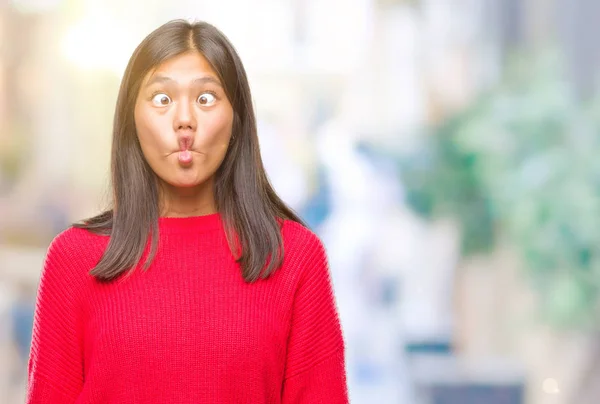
27, 213, 348, 403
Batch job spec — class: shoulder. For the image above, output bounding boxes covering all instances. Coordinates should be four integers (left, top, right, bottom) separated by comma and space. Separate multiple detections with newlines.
281, 220, 325, 252
43, 226, 108, 279
280, 220, 328, 272
48, 226, 108, 257
33, 227, 104, 318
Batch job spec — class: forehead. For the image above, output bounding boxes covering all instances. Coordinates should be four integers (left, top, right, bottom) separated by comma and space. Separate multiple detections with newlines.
144, 51, 220, 85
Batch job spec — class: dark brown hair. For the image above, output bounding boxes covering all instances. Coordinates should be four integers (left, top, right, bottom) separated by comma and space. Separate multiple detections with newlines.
74, 19, 305, 283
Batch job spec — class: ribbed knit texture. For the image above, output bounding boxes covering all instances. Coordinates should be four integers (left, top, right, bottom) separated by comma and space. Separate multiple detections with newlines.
26, 213, 348, 403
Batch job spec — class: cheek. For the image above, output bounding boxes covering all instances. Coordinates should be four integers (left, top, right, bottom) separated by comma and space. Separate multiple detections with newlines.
135, 110, 168, 156
201, 110, 233, 147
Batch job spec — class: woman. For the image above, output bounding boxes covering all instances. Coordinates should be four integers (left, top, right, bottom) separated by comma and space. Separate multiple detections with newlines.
27, 19, 348, 403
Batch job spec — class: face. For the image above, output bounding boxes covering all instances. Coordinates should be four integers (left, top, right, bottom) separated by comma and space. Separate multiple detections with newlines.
134, 51, 234, 192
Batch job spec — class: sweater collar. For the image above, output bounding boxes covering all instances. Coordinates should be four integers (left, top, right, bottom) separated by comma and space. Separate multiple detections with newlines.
158, 212, 223, 234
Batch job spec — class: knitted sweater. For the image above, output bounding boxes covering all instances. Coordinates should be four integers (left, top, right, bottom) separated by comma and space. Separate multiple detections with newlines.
26, 213, 348, 403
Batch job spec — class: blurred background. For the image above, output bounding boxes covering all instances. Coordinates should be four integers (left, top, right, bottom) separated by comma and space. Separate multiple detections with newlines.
1, 0, 600, 403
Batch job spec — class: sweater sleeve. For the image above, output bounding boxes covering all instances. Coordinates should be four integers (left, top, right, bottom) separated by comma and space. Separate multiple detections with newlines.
27, 231, 85, 403
281, 231, 349, 403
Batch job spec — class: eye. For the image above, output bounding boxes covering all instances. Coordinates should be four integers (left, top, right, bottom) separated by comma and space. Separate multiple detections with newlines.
151, 93, 171, 106
197, 92, 216, 106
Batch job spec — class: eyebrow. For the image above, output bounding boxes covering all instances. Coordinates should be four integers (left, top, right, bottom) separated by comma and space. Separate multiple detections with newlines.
144, 75, 223, 88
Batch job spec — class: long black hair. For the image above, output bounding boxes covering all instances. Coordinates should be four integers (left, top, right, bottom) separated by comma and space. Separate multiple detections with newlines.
74, 19, 305, 283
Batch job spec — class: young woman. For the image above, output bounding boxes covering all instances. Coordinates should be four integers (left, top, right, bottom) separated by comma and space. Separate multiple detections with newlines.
27, 19, 348, 403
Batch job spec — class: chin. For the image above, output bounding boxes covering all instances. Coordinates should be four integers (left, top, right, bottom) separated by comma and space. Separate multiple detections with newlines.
171, 180, 203, 188
166, 174, 210, 189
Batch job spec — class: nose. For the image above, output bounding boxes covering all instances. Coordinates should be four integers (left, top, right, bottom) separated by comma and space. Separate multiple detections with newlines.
173, 99, 197, 133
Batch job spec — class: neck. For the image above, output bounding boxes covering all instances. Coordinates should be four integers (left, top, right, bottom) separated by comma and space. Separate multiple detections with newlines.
159, 179, 217, 218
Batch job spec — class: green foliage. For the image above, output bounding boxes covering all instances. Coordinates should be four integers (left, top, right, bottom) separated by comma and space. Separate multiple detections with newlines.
0, 122, 30, 190
399, 52, 600, 329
